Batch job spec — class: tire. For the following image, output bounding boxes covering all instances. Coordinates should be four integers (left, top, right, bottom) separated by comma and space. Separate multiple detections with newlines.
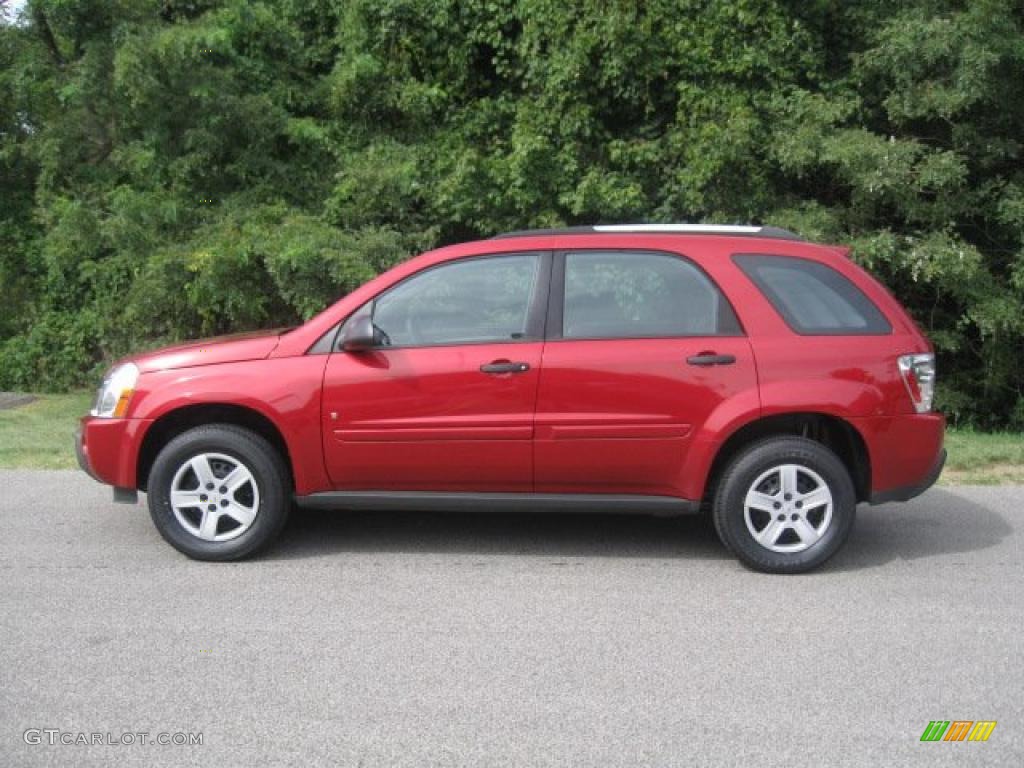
712, 437, 856, 574
147, 425, 290, 561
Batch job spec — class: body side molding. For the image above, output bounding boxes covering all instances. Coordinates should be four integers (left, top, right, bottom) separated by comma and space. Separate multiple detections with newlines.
294, 491, 700, 516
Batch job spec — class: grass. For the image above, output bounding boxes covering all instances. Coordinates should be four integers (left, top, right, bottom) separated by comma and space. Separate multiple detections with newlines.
0, 392, 92, 469
0, 392, 1021, 483
942, 429, 1024, 485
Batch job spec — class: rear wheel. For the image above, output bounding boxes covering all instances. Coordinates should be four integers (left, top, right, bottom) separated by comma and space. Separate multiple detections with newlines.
712, 437, 856, 573
147, 425, 290, 561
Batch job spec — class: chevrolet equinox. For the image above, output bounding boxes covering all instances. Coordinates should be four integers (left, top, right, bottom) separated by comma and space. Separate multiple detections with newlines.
76, 224, 945, 572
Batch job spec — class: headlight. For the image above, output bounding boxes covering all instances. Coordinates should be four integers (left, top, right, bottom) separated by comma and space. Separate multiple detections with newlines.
90, 363, 139, 418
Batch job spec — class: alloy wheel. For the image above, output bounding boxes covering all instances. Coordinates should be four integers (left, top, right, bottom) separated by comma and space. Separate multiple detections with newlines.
169, 452, 260, 542
743, 463, 833, 554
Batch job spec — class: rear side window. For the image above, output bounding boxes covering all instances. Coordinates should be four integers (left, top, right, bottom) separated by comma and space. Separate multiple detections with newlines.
733, 254, 891, 335
562, 250, 741, 339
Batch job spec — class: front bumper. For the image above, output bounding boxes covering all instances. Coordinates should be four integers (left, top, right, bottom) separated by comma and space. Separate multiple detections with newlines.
74, 427, 99, 481
76, 417, 146, 503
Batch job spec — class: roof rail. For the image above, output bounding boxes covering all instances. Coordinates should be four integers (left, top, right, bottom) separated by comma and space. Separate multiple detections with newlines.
492, 224, 804, 241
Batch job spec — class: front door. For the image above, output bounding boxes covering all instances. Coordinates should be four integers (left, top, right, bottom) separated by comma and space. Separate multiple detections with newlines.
534, 249, 758, 497
321, 252, 548, 492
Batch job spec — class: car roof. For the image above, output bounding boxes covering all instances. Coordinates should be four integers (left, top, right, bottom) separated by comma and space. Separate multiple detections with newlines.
492, 224, 804, 241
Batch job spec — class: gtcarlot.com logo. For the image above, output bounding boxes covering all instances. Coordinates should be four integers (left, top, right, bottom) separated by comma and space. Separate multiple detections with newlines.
920, 720, 997, 742
24, 729, 203, 746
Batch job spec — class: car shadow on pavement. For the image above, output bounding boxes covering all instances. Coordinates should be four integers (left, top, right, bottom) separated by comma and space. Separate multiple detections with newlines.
263, 486, 1012, 569
268, 507, 730, 562
828, 487, 1013, 572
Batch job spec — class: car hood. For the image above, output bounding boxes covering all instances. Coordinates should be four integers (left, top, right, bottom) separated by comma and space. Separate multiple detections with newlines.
130, 329, 287, 373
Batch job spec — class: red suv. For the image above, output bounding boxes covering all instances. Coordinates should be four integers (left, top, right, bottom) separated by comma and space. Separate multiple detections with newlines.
76, 225, 944, 572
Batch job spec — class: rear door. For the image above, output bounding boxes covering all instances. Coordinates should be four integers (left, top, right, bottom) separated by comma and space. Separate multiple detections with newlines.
534, 249, 758, 497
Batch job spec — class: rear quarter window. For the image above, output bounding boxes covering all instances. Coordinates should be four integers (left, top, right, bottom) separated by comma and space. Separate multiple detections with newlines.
732, 254, 891, 335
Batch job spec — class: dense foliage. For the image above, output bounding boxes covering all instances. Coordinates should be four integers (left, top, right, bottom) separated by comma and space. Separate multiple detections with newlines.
1, 0, 1022, 426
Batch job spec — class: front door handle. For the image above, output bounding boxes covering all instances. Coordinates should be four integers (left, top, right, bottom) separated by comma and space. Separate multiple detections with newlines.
480, 361, 531, 374
686, 353, 736, 367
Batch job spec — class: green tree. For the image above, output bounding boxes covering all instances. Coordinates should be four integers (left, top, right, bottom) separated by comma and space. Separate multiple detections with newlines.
0, 0, 1022, 427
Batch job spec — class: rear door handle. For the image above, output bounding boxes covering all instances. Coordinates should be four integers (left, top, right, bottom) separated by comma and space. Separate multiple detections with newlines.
480, 361, 531, 374
686, 353, 736, 367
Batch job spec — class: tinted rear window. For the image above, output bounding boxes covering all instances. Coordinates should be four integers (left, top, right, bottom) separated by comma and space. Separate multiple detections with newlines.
562, 251, 742, 339
733, 254, 891, 335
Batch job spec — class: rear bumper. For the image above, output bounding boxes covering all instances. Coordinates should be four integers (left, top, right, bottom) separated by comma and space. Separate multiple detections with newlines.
856, 412, 945, 504
869, 447, 946, 504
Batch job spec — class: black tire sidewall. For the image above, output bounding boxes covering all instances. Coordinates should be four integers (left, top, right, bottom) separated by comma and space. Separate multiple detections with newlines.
714, 437, 856, 573
147, 426, 289, 561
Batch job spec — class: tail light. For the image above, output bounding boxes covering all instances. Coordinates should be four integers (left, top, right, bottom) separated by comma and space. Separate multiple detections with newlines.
898, 353, 935, 413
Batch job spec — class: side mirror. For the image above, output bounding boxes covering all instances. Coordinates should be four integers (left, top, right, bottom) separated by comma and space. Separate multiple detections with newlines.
340, 315, 377, 352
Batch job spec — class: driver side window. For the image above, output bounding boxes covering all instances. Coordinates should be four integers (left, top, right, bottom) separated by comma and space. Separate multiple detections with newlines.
368, 253, 542, 348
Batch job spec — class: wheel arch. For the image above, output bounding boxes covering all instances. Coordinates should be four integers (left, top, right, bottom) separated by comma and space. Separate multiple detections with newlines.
701, 412, 871, 504
137, 403, 294, 493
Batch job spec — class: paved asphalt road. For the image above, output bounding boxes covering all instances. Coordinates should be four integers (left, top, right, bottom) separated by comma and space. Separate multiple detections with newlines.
1, 470, 1021, 767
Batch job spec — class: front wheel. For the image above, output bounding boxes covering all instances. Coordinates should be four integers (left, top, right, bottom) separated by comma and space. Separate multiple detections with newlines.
712, 437, 856, 573
147, 425, 290, 561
